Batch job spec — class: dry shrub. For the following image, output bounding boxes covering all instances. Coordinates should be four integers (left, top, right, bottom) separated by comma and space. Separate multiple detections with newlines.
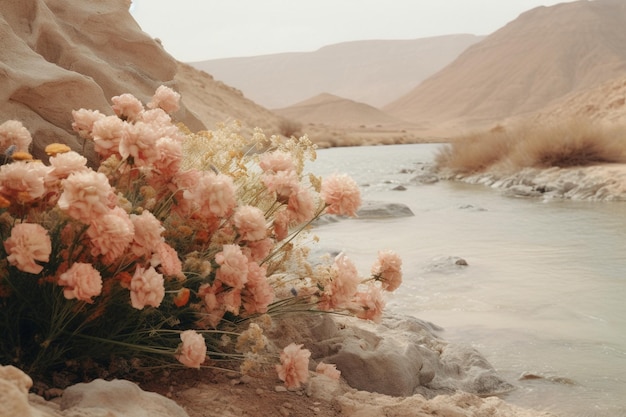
507, 120, 626, 168
278, 118, 303, 138
435, 119, 626, 174
434, 129, 514, 174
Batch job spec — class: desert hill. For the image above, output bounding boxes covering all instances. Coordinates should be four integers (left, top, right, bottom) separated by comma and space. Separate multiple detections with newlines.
517, 73, 626, 126
0, 0, 284, 163
191, 35, 483, 109
273, 93, 409, 128
384, 0, 626, 131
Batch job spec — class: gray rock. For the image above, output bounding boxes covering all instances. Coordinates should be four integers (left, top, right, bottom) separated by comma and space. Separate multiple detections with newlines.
269, 314, 514, 398
422, 256, 469, 273
356, 201, 414, 218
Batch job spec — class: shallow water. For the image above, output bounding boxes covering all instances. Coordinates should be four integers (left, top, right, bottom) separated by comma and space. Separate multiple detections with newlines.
309, 144, 626, 417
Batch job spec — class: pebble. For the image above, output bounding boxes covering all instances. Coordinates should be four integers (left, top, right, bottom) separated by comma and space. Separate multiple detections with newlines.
275, 385, 287, 392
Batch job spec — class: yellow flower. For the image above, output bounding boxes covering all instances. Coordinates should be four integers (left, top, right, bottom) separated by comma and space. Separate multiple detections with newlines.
11, 151, 33, 161
45, 143, 72, 156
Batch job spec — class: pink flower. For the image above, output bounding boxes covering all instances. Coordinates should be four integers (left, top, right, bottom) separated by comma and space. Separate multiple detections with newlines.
272, 209, 290, 241
151, 241, 184, 279
215, 244, 249, 289
48, 151, 89, 179
58, 171, 116, 223
321, 174, 361, 217
3, 223, 51, 274
147, 85, 181, 114
262, 170, 299, 200
0, 160, 51, 204
71, 109, 105, 139
353, 284, 385, 323
130, 210, 164, 258
222, 288, 242, 315
111, 93, 144, 121
91, 115, 126, 158
276, 343, 311, 389
319, 253, 360, 310
152, 137, 182, 178
0, 120, 32, 153
316, 362, 341, 380
287, 187, 316, 224
242, 238, 274, 262
233, 205, 267, 241
371, 250, 403, 291
242, 261, 274, 314
197, 281, 226, 328
57, 263, 103, 303
182, 171, 236, 220
119, 121, 160, 166
87, 206, 135, 264
259, 150, 295, 173
176, 330, 207, 369
130, 265, 165, 309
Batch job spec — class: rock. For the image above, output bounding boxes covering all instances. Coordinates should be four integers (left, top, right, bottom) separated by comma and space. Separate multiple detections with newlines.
356, 200, 414, 218
422, 255, 469, 273
0, 365, 58, 417
60, 378, 189, 417
269, 314, 514, 398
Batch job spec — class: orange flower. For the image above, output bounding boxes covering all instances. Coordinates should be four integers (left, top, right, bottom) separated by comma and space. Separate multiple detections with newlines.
11, 151, 33, 161
115, 271, 133, 288
0, 195, 10, 209
45, 143, 72, 156
173, 287, 190, 307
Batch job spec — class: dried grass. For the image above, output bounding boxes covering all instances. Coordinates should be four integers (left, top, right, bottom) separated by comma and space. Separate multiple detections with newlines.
435, 119, 626, 174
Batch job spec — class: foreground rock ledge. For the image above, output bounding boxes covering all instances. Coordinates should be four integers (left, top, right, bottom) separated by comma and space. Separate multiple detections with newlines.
1, 314, 557, 417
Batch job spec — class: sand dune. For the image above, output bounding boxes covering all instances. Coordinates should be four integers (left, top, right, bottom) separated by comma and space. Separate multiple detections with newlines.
273, 93, 410, 128
384, 0, 626, 131
191, 35, 483, 109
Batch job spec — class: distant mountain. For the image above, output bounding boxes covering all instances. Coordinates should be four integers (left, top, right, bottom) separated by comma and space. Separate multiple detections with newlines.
384, 0, 626, 129
273, 93, 408, 128
190, 35, 483, 109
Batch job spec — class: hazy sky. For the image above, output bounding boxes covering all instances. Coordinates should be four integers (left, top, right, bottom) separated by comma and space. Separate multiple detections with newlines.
130, 0, 571, 62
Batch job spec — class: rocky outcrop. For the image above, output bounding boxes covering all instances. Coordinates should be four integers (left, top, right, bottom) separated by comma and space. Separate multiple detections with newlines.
442, 164, 626, 201
0, 0, 206, 162
0, 0, 286, 165
269, 314, 513, 398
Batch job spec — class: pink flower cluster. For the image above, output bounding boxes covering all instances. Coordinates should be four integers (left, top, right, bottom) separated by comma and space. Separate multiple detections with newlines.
371, 250, 403, 291
176, 330, 207, 368
276, 343, 311, 389
0, 120, 32, 154
260, 150, 317, 240
0, 85, 405, 381
321, 173, 362, 217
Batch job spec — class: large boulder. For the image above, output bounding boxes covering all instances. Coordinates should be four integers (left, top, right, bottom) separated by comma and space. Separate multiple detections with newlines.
269, 314, 514, 398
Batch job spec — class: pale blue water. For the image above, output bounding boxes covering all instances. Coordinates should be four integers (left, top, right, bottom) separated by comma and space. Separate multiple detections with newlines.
310, 143, 626, 417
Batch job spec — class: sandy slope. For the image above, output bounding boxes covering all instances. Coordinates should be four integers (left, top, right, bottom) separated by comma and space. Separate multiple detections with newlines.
384, 0, 626, 130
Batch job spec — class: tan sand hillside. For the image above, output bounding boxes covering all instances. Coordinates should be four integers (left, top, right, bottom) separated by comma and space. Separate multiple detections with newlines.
522, 74, 626, 125
191, 35, 483, 109
0, 0, 284, 163
273, 93, 410, 128
384, 0, 626, 132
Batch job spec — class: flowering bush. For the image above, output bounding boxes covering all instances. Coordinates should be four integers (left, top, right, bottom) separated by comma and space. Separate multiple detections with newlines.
0, 87, 402, 387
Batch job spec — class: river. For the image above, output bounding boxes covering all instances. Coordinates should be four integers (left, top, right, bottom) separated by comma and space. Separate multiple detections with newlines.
309, 143, 626, 417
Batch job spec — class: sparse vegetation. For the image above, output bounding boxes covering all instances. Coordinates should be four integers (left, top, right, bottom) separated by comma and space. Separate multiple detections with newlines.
278, 118, 303, 138
435, 119, 626, 174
